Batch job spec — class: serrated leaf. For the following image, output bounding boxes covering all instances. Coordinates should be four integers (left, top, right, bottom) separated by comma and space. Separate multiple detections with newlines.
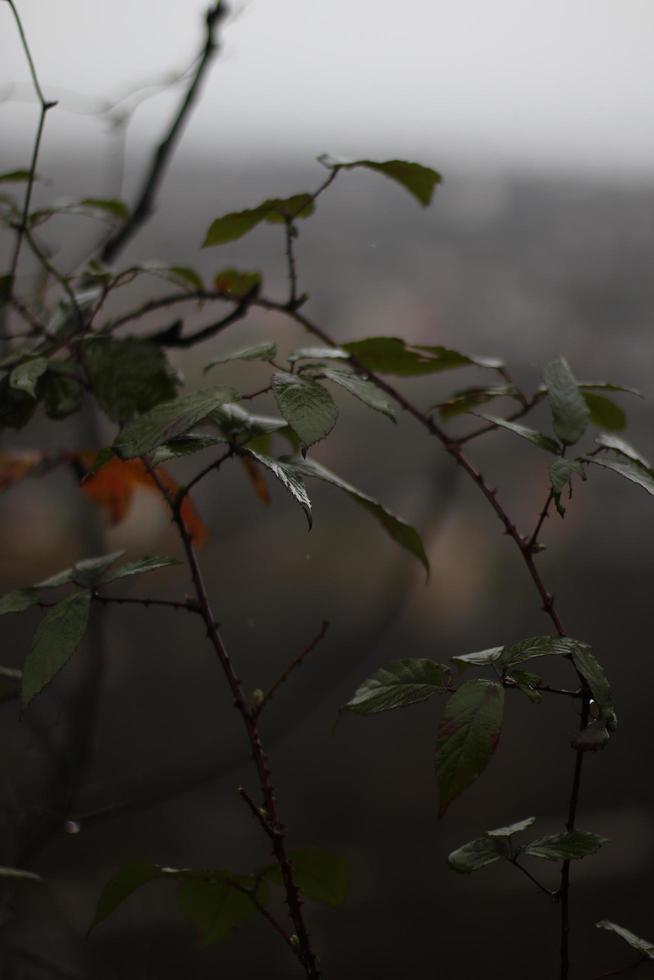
100, 555, 181, 585
150, 433, 224, 466
42, 370, 83, 419
84, 338, 178, 424
22, 590, 91, 705
289, 346, 349, 363
213, 268, 261, 297
435, 679, 504, 817
596, 921, 654, 959
9, 357, 48, 398
203, 194, 315, 247
177, 874, 264, 944
263, 848, 350, 908
35, 551, 125, 590
595, 434, 651, 470
542, 357, 589, 446
506, 669, 543, 704
487, 816, 536, 838
204, 342, 276, 372
319, 155, 441, 206
0, 588, 39, 615
549, 458, 584, 516
318, 366, 396, 422
447, 835, 507, 873
90, 862, 168, 929
247, 451, 312, 527
500, 636, 587, 668
113, 386, 236, 459
288, 456, 429, 575
477, 414, 561, 454
586, 455, 654, 497
344, 659, 450, 715
342, 337, 501, 376
582, 392, 626, 432
522, 831, 607, 861
572, 646, 616, 731
438, 386, 516, 421
272, 372, 337, 448
79, 197, 129, 221
451, 647, 504, 671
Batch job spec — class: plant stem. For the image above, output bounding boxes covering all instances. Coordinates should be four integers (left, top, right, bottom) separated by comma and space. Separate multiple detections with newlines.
511, 858, 556, 898
254, 620, 329, 717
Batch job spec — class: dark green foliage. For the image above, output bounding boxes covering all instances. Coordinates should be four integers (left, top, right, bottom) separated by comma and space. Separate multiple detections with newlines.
83, 337, 178, 423
344, 659, 450, 714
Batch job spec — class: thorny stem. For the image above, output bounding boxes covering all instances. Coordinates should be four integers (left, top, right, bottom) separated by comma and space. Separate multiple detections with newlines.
527, 489, 555, 553
511, 858, 556, 898
587, 959, 647, 980
145, 464, 321, 978
254, 620, 330, 717
91, 593, 201, 616
180, 446, 234, 500
99, 2, 226, 265
284, 219, 300, 308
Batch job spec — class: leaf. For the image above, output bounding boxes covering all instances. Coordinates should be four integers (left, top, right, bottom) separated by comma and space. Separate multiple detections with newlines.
101, 556, 182, 585
578, 381, 643, 397
45, 287, 101, 338
342, 337, 501, 376
0, 169, 32, 183
586, 455, 654, 497
572, 647, 616, 731
0, 866, 41, 881
138, 262, 204, 292
113, 386, 236, 459
211, 403, 288, 442
84, 338, 178, 423
500, 636, 587, 668
204, 342, 276, 372
42, 370, 83, 419
78, 455, 208, 547
9, 357, 48, 398
150, 434, 224, 466
549, 458, 584, 516
318, 155, 442, 206
289, 346, 349, 363
437, 386, 516, 421
344, 659, 450, 715
522, 831, 607, 861
595, 433, 651, 470
246, 451, 312, 527
90, 862, 168, 930
22, 590, 91, 705
263, 848, 350, 908
272, 372, 338, 448
177, 875, 264, 944
0, 589, 39, 615
476, 415, 561, 454
203, 194, 315, 246
582, 392, 626, 432
434, 679, 504, 817
542, 357, 589, 446
486, 816, 536, 838
289, 456, 429, 575
596, 921, 654, 960
213, 268, 262, 297
317, 366, 396, 422
451, 647, 504, 671
506, 669, 543, 704
78, 197, 129, 221
447, 836, 507, 874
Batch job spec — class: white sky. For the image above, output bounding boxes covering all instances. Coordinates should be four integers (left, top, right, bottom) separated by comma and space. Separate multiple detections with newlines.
3, 0, 654, 177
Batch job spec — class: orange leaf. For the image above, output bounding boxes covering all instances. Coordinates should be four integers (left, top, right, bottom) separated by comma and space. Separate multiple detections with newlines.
240, 456, 270, 505
76, 454, 209, 547
0, 451, 44, 492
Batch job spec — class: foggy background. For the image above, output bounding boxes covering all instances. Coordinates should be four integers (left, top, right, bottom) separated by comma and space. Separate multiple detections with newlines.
2, 2, 654, 978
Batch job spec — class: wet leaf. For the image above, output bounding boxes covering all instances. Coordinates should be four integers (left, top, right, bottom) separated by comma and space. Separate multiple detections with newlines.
22, 590, 91, 705
522, 831, 607, 861
113, 387, 236, 458
344, 659, 450, 714
542, 357, 589, 446
272, 372, 338, 448
586, 455, 654, 497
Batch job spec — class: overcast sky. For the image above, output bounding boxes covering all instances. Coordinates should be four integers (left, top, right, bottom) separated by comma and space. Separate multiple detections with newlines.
4, 0, 654, 177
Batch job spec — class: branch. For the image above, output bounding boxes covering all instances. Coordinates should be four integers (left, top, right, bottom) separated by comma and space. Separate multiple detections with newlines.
587, 959, 647, 980
254, 621, 330, 717
511, 858, 557, 898
99, 2, 227, 265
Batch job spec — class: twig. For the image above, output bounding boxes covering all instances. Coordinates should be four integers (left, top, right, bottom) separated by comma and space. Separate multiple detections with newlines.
527, 489, 555, 553
284, 219, 299, 308
587, 958, 647, 980
457, 396, 542, 445
179, 447, 234, 500
511, 858, 557, 898
99, 2, 227, 265
254, 621, 330, 717
92, 593, 201, 616
21, 226, 83, 326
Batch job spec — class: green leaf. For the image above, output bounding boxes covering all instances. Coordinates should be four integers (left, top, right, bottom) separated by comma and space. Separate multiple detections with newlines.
177, 874, 264, 944
586, 455, 654, 497
578, 381, 643, 397
9, 356, 48, 398
595, 433, 651, 470
0, 170, 32, 183
477, 415, 561, 454
138, 262, 204, 293
438, 386, 516, 421
542, 357, 589, 446
549, 458, 584, 516
317, 366, 396, 422
90, 862, 168, 929
289, 346, 349, 363
451, 647, 504, 671
448, 836, 507, 873
272, 372, 338, 448
203, 194, 315, 246
79, 197, 129, 221
572, 646, 616, 731
213, 268, 262, 297
342, 337, 501, 376
596, 921, 654, 960
487, 816, 536, 838
84, 338, 178, 424
582, 392, 626, 432
500, 636, 587, 668
506, 669, 543, 704
42, 370, 83, 419
113, 386, 236, 459
0, 588, 39, 615
100, 556, 182, 585
36, 551, 125, 590
318, 155, 442, 206
45, 287, 101, 337
150, 433, 224, 466
0, 866, 41, 881
22, 590, 91, 705
288, 456, 429, 575
247, 451, 312, 527
435, 679, 504, 817
522, 830, 607, 861
204, 342, 277, 372
263, 848, 350, 908
344, 659, 450, 715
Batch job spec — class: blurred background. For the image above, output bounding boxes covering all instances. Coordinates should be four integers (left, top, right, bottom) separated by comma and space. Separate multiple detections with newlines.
2, 2, 654, 977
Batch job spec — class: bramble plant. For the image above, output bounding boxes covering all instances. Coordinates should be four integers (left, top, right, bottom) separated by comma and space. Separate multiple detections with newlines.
2, 3, 654, 979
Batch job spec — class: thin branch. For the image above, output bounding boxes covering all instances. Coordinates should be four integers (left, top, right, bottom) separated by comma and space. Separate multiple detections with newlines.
457, 396, 543, 445
511, 858, 557, 898
92, 593, 201, 616
146, 293, 255, 348
21, 226, 83, 326
586, 958, 647, 980
179, 447, 234, 500
254, 621, 330, 717
284, 219, 300, 308
99, 2, 227, 265
527, 489, 556, 553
